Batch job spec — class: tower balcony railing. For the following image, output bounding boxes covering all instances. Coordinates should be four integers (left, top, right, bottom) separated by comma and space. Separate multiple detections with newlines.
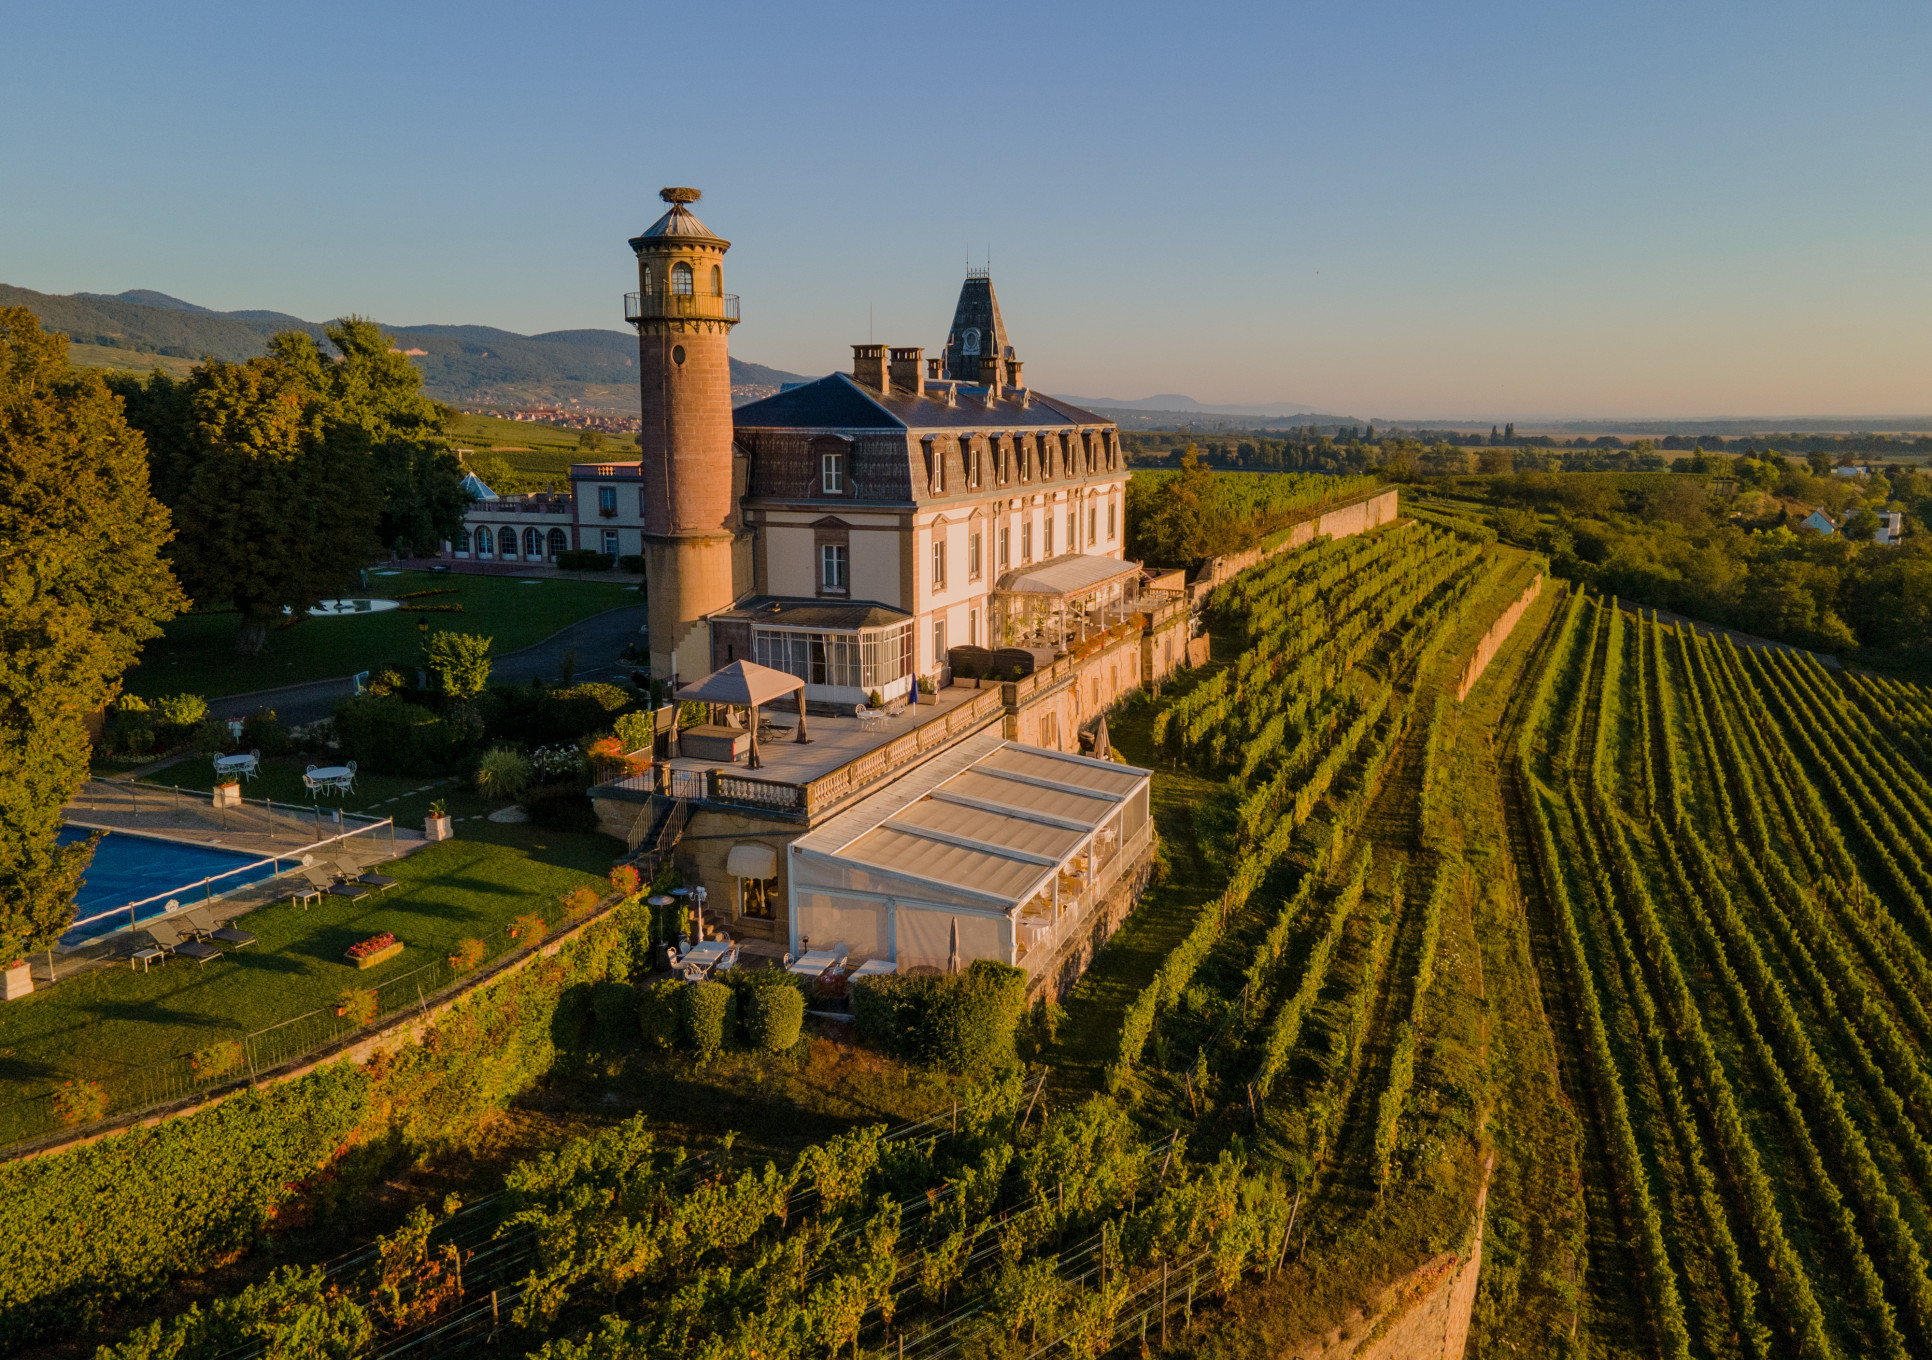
624, 291, 740, 323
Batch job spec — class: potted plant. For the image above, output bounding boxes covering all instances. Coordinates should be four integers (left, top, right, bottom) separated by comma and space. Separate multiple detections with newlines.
212, 779, 241, 809
425, 798, 452, 842
2, 958, 30, 1002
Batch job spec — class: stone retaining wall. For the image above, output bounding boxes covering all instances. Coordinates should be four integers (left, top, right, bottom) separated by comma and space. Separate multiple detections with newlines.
1455, 574, 1543, 701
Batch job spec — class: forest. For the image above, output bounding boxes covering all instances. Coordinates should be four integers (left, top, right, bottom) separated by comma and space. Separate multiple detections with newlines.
1411, 456, 1931, 660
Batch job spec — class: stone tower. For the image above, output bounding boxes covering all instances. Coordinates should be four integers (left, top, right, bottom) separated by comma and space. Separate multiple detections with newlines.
940, 269, 1015, 384
627, 187, 741, 685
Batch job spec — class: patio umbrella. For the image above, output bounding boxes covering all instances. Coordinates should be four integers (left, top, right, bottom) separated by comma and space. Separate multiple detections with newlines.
1091, 716, 1111, 761
948, 916, 959, 975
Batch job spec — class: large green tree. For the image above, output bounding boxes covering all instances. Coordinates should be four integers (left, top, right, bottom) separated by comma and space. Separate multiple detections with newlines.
115, 317, 468, 654
0, 309, 186, 959
164, 357, 381, 655
270, 318, 468, 557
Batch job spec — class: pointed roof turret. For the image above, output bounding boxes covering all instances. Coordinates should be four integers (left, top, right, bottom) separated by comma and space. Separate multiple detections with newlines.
629, 186, 727, 249
940, 268, 1012, 382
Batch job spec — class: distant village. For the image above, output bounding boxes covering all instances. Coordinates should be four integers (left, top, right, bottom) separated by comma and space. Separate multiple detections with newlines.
465, 384, 784, 432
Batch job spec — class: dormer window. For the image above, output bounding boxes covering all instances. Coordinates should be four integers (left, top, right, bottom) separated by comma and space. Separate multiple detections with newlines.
962, 328, 980, 356
671, 262, 694, 296
821, 450, 844, 495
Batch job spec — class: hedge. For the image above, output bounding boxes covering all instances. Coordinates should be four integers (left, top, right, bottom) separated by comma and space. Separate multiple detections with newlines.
853, 961, 1027, 1073
0, 891, 658, 1344
683, 981, 736, 1058
0, 1063, 371, 1342
742, 981, 805, 1052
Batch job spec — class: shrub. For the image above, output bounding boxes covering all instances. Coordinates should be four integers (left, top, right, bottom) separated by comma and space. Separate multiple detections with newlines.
335, 988, 377, 1026
52, 1079, 109, 1126
524, 781, 598, 833
590, 980, 637, 1048
617, 554, 646, 574
609, 864, 639, 896
475, 746, 531, 801
925, 961, 1027, 1072
420, 631, 494, 702
151, 693, 207, 731
682, 981, 736, 1057
556, 550, 615, 571
448, 937, 486, 972
528, 743, 585, 782
107, 700, 155, 757
866, 690, 884, 709
741, 979, 806, 1053
507, 913, 547, 946
560, 886, 600, 919
239, 708, 289, 756
854, 961, 1027, 1073
639, 979, 686, 1049
191, 717, 230, 755
189, 1041, 243, 1079
613, 710, 654, 753
545, 684, 632, 742
333, 695, 465, 776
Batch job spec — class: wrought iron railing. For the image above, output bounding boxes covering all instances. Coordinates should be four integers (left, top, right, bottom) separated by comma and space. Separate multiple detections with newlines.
623, 291, 739, 323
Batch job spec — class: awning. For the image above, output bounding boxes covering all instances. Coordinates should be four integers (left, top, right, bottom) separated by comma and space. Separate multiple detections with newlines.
675, 660, 804, 707
726, 842, 778, 880
995, 554, 1140, 597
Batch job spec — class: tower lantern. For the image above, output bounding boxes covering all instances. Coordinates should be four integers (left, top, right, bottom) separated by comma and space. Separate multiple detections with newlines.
625, 187, 744, 684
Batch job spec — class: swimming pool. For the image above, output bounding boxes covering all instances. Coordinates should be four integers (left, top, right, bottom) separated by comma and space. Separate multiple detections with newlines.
56, 826, 285, 946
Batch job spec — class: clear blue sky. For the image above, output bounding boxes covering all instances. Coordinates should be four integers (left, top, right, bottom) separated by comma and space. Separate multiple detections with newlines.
4, 1, 1927, 419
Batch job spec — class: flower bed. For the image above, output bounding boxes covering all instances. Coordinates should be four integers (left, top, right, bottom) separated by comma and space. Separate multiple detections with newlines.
346, 933, 402, 970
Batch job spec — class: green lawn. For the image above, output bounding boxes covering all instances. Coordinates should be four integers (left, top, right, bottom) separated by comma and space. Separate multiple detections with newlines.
140, 755, 578, 844
126, 570, 641, 699
0, 826, 619, 1143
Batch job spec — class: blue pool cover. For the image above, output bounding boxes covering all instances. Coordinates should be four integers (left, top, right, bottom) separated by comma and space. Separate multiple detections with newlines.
57, 826, 284, 946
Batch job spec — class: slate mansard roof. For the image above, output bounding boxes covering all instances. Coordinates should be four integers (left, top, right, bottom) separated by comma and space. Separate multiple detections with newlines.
732, 373, 1111, 434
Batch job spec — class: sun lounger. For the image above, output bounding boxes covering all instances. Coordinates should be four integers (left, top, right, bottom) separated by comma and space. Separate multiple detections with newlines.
149, 919, 222, 968
184, 906, 255, 948
336, 858, 399, 894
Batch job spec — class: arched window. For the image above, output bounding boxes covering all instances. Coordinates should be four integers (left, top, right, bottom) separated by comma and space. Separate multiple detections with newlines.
710, 265, 722, 295
547, 528, 567, 559
455, 526, 471, 554
962, 328, 980, 356
671, 262, 694, 296
498, 527, 517, 558
641, 266, 653, 296
524, 527, 541, 558
476, 528, 493, 558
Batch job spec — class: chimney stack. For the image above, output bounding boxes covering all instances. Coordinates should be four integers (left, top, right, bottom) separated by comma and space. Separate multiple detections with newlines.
979, 353, 1003, 398
851, 343, 888, 391
889, 346, 925, 395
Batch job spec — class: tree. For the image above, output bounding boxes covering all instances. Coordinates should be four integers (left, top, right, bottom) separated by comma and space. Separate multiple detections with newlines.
1477, 446, 1514, 475
421, 631, 494, 702
165, 357, 381, 655
577, 428, 606, 453
0, 309, 186, 960
269, 319, 468, 557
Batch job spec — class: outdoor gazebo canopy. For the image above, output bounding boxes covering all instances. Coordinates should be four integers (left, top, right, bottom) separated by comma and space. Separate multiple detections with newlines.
990, 553, 1144, 651
675, 659, 811, 768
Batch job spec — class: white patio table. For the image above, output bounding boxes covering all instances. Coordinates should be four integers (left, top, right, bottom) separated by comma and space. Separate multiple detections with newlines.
680, 940, 731, 975
214, 751, 260, 781
787, 947, 847, 978
304, 764, 355, 796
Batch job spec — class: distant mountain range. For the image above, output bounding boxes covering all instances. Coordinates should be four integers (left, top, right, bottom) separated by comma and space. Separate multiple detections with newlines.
1, 285, 812, 411
1056, 393, 1328, 417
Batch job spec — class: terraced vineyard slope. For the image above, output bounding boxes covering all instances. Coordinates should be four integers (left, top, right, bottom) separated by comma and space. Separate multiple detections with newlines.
1513, 595, 1932, 1359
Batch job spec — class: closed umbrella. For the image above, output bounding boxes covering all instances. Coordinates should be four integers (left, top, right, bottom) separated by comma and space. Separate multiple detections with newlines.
948, 916, 960, 975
